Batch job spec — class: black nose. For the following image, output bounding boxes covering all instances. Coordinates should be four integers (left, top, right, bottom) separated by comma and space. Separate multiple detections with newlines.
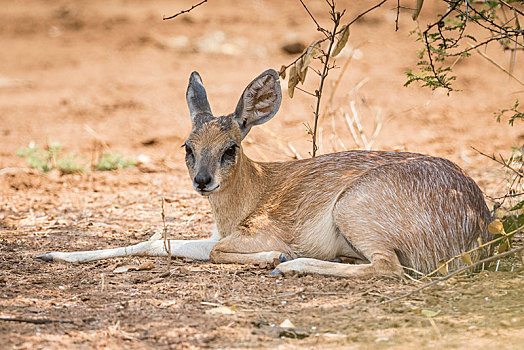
194, 173, 212, 189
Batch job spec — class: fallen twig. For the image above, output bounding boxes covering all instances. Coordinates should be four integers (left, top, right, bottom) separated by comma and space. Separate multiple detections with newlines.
0, 316, 74, 324
161, 197, 172, 273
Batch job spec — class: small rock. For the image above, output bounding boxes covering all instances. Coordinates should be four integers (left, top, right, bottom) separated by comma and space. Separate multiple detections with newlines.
279, 319, 294, 328
281, 42, 306, 55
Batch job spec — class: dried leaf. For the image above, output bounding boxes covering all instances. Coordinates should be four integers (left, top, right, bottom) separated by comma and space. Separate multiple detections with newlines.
287, 63, 299, 98
113, 265, 138, 274
497, 240, 509, 254
297, 57, 308, 84
301, 40, 321, 73
279, 65, 287, 79
460, 253, 473, 265
437, 259, 448, 275
138, 261, 155, 271
488, 220, 504, 235
205, 306, 236, 315
412, 0, 425, 20
113, 266, 130, 274
332, 25, 350, 57
421, 309, 440, 317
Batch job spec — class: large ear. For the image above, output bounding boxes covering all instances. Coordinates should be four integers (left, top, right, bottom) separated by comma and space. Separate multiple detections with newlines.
233, 69, 281, 139
186, 71, 213, 124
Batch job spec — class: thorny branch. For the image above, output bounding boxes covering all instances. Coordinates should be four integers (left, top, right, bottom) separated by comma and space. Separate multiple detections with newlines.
282, 0, 389, 72
311, 2, 344, 157
413, 0, 524, 91
163, 0, 208, 20
473, 147, 524, 179
160, 0, 390, 157
299, 0, 329, 38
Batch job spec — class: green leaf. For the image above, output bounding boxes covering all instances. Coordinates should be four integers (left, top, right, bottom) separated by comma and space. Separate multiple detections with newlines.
503, 214, 524, 234
510, 200, 524, 211
421, 309, 440, 317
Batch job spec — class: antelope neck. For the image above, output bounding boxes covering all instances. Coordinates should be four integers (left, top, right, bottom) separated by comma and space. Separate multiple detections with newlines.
208, 152, 267, 237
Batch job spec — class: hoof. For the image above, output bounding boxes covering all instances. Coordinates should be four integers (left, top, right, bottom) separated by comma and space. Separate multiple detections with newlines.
331, 257, 342, 263
269, 268, 283, 276
279, 253, 289, 263
34, 254, 54, 262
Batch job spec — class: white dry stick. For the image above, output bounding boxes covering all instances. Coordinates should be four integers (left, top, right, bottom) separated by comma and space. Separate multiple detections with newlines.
344, 112, 362, 149
350, 100, 369, 149
330, 111, 346, 152
353, 77, 369, 94
287, 142, 302, 160
84, 124, 111, 152
368, 107, 383, 150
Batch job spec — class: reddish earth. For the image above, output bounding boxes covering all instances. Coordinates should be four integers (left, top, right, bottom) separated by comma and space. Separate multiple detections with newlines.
1, 1, 523, 348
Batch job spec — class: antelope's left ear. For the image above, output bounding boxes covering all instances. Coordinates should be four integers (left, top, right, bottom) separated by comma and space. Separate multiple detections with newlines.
233, 69, 281, 139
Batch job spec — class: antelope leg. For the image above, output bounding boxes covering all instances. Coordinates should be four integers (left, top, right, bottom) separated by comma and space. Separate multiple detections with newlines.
35, 239, 218, 263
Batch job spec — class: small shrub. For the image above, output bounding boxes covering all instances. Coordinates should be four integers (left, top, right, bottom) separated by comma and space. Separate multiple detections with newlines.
17, 142, 85, 174
95, 152, 136, 171
16, 142, 83, 173
56, 152, 85, 174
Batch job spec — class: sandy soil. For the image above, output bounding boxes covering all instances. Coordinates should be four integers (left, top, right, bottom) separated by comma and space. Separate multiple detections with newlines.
1, 0, 523, 348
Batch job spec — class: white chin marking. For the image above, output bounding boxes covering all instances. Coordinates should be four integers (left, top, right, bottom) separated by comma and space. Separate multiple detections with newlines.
197, 185, 220, 196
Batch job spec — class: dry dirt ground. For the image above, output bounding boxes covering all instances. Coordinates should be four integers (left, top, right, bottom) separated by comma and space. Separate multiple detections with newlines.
1, 1, 523, 349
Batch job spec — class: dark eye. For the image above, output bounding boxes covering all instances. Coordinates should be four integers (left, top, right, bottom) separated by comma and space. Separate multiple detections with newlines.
183, 143, 194, 161
221, 145, 237, 164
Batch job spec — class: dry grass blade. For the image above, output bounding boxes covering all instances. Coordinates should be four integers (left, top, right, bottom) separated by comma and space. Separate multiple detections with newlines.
84, 124, 111, 152
469, 43, 524, 86
382, 245, 524, 305
343, 111, 362, 149
350, 100, 369, 149
424, 226, 524, 279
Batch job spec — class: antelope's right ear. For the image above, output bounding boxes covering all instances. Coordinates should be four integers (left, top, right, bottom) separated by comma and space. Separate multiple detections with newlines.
186, 71, 213, 124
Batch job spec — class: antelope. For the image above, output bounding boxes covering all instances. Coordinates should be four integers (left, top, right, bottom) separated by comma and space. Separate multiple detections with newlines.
37, 69, 492, 277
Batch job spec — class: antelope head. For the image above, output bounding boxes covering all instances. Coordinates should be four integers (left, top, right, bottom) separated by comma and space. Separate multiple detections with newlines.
183, 69, 281, 196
